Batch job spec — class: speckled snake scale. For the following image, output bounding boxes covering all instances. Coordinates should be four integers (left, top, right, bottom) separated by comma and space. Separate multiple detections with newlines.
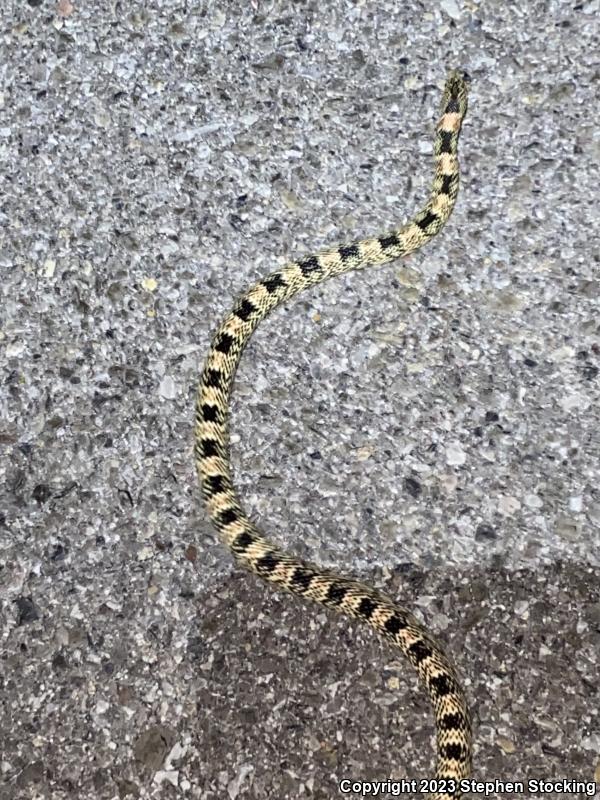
195, 71, 472, 799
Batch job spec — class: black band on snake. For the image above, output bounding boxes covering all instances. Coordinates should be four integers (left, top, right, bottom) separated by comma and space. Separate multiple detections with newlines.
195, 70, 472, 799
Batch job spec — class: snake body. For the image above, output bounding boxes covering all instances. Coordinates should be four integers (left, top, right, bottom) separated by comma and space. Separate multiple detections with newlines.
195, 71, 472, 798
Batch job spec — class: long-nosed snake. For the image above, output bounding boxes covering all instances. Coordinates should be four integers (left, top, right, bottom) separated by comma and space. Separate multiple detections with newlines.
196, 70, 472, 799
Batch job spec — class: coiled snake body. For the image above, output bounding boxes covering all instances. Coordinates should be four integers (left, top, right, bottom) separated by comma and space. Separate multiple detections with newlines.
196, 71, 472, 799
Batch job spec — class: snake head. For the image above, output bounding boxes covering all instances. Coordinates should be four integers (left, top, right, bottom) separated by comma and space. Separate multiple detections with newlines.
442, 69, 470, 118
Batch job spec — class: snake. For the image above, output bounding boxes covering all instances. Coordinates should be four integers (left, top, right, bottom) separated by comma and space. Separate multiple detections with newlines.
195, 70, 472, 799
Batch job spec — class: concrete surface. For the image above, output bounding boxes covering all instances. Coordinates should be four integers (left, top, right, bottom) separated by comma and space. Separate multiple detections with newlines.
1, 0, 599, 798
